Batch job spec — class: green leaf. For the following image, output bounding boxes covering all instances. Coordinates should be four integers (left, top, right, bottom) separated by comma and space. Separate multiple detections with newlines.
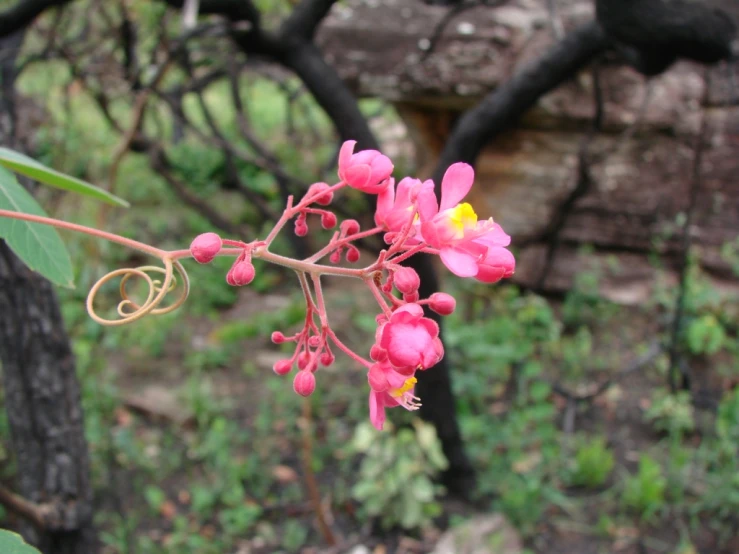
0, 147, 129, 207
0, 166, 75, 288
0, 529, 43, 554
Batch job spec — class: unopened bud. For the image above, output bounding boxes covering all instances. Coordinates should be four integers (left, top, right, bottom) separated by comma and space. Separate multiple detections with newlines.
190, 232, 222, 264
308, 182, 333, 206
394, 267, 420, 295
308, 335, 321, 348
293, 370, 316, 397
346, 246, 360, 263
226, 261, 256, 286
321, 212, 337, 229
320, 351, 335, 366
429, 292, 456, 316
329, 250, 342, 264
297, 351, 311, 370
271, 331, 286, 344
273, 359, 293, 375
341, 219, 360, 236
295, 221, 308, 237
403, 291, 420, 303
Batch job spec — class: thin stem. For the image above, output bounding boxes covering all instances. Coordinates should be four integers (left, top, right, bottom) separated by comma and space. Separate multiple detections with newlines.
255, 248, 365, 278
299, 399, 337, 546
326, 327, 372, 368
364, 276, 392, 317
389, 242, 432, 266
304, 225, 383, 264
0, 208, 166, 258
311, 274, 328, 327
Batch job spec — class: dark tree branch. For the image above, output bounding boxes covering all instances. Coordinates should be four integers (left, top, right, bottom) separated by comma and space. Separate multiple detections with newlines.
668, 72, 710, 392
0, 0, 71, 39
281, 0, 338, 41
433, 21, 610, 181
536, 62, 604, 288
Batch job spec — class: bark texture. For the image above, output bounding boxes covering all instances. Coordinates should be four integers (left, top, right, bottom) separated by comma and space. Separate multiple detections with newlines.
0, 30, 95, 553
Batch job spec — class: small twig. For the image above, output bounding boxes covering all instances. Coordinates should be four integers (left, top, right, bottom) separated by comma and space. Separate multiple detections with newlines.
549, 340, 663, 403
0, 484, 47, 530
547, 0, 564, 40
536, 62, 603, 288
667, 70, 710, 392
300, 399, 337, 545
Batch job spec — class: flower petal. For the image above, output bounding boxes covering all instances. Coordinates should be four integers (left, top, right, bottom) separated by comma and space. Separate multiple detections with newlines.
417, 187, 439, 222
440, 246, 480, 278
375, 178, 395, 227
344, 164, 372, 190
338, 140, 355, 177
369, 392, 386, 430
440, 163, 474, 211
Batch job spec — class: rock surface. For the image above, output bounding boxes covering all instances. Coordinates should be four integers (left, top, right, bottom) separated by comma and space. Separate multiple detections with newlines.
319, 0, 739, 299
431, 514, 523, 554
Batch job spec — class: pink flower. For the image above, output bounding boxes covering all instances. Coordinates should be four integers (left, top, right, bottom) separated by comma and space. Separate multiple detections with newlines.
378, 304, 444, 370
375, 177, 434, 232
417, 163, 515, 280
338, 140, 393, 194
367, 361, 421, 430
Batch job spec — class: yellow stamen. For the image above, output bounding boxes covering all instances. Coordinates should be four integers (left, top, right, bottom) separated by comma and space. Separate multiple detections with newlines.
448, 202, 477, 232
389, 377, 417, 398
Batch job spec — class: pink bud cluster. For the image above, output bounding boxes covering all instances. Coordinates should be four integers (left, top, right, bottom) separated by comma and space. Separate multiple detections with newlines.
188, 141, 515, 430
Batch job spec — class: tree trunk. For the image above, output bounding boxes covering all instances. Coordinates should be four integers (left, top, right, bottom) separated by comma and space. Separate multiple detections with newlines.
0, 31, 96, 554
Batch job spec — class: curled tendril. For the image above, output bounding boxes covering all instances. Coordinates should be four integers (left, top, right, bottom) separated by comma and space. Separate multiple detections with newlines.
86, 258, 190, 326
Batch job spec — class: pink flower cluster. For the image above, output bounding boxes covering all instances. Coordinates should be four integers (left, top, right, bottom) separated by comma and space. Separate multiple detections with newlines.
189, 140, 514, 430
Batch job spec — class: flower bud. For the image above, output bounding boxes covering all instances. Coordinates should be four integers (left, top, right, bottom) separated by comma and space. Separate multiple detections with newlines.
321, 212, 337, 229
308, 335, 321, 348
346, 246, 360, 263
329, 250, 342, 264
273, 359, 293, 375
297, 351, 311, 370
226, 261, 256, 287
271, 331, 286, 344
394, 267, 420, 295
340, 219, 360, 236
403, 292, 420, 303
294, 221, 308, 237
308, 182, 333, 205
320, 351, 335, 367
190, 232, 222, 264
293, 370, 316, 397
429, 292, 456, 316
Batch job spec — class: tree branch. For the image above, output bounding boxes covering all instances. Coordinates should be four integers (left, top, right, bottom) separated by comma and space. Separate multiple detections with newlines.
0, 0, 72, 39
281, 0, 338, 41
0, 484, 46, 530
433, 20, 610, 181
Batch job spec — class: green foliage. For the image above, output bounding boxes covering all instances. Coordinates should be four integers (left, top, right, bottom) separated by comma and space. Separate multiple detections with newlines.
0, 165, 74, 287
644, 389, 695, 437
622, 455, 667, 521
565, 437, 615, 489
0, 530, 43, 554
350, 420, 448, 530
686, 314, 726, 355
0, 146, 128, 206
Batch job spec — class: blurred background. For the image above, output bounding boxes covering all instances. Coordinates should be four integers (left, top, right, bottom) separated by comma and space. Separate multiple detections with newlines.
0, 0, 738, 553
